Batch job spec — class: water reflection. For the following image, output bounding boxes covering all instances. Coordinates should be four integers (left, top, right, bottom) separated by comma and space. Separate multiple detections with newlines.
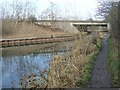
2, 41, 73, 88
2, 53, 53, 88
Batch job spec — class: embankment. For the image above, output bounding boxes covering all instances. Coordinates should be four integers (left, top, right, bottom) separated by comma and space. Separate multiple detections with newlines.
47, 33, 101, 88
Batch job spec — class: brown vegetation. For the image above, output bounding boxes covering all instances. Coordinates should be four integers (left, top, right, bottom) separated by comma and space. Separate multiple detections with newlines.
2, 19, 72, 39
47, 32, 101, 88
19, 32, 102, 88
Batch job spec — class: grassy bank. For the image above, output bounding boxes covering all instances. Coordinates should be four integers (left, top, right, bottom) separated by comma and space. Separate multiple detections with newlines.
19, 32, 103, 88
108, 38, 119, 87
47, 33, 102, 88
76, 51, 98, 87
77, 39, 102, 87
2, 19, 72, 39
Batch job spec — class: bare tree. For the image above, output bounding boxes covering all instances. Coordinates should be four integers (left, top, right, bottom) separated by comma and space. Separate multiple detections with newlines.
38, 2, 61, 30
97, 0, 120, 87
97, 1, 119, 40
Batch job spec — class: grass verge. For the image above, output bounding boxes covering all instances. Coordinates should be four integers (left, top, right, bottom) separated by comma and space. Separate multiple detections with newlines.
108, 37, 119, 87
77, 40, 102, 87
47, 34, 102, 88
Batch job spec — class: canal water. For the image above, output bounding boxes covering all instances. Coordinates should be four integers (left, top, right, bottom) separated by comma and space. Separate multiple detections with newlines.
1, 41, 74, 88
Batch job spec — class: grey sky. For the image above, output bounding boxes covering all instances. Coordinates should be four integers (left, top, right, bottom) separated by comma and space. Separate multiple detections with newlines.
0, 0, 100, 20
36, 0, 99, 20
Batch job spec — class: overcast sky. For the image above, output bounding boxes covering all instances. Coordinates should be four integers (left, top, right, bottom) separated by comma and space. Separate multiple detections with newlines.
36, 0, 99, 20
0, 0, 101, 20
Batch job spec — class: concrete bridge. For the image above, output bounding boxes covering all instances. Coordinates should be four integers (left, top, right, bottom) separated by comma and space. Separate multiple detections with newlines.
35, 20, 109, 33
72, 21, 108, 32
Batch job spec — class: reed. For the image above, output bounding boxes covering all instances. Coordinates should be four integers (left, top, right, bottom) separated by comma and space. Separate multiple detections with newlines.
47, 33, 101, 88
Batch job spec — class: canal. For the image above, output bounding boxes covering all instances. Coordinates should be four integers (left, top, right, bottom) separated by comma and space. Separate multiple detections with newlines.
1, 41, 74, 88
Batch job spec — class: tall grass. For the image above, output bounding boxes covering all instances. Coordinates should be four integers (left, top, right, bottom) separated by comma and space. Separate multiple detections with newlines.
18, 31, 102, 88
47, 33, 101, 88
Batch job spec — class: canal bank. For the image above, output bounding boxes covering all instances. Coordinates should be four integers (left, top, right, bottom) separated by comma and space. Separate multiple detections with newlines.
1, 40, 74, 88
1, 32, 107, 88
0, 34, 80, 48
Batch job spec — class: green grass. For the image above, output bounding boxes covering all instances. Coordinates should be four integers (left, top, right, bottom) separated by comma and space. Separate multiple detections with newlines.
76, 51, 99, 87
108, 38, 119, 87
47, 36, 103, 88
77, 41, 102, 87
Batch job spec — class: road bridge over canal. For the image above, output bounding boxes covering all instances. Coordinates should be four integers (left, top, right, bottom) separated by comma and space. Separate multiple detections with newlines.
35, 20, 109, 33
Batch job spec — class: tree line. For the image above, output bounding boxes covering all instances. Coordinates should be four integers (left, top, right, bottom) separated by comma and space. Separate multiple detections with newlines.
97, 0, 120, 86
0, 0, 60, 23
98, 1, 120, 49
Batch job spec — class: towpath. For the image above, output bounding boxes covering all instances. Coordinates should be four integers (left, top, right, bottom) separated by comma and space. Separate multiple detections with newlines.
90, 34, 112, 88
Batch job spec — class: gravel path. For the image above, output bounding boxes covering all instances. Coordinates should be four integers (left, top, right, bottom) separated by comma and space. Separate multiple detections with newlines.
90, 34, 112, 88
